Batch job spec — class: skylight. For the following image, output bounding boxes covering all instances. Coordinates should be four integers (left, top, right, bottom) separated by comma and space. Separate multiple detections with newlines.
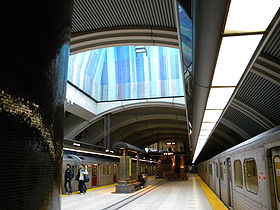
68, 46, 184, 102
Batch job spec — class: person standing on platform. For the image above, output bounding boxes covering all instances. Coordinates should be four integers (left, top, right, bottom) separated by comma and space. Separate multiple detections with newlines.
139, 172, 146, 188
64, 164, 74, 194
76, 164, 88, 194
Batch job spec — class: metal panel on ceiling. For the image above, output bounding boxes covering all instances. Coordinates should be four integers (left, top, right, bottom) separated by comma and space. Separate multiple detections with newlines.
235, 72, 280, 125
71, 0, 176, 34
263, 24, 280, 59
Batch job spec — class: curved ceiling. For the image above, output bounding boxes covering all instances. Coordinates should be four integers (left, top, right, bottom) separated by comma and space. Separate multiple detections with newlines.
73, 106, 187, 149
71, 0, 179, 54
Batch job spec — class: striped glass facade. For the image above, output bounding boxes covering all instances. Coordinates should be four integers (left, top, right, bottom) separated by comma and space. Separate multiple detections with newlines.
68, 46, 184, 101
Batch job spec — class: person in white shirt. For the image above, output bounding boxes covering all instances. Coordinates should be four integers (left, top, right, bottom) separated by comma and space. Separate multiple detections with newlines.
76, 164, 88, 194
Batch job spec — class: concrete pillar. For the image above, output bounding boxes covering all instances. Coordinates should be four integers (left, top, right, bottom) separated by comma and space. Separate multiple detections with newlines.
0, 1, 73, 209
116, 149, 134, 193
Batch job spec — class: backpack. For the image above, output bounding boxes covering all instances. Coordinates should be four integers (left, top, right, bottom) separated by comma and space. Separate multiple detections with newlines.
84, 174, 89, 183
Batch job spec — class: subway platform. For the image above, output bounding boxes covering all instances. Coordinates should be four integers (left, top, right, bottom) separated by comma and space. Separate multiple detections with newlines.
61, 174, 228, 210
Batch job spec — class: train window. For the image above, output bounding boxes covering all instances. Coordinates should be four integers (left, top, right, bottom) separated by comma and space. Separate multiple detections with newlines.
103, 165, 109, 175
220, 163, 224, 180
108, 165, 112, 175
244, 158, 258, 194
234, 160, 243, 188
273, 155, 280, 201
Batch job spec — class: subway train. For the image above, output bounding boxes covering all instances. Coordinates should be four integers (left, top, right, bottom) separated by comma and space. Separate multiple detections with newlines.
197, 126, 280, 210
62, 150, 157, 194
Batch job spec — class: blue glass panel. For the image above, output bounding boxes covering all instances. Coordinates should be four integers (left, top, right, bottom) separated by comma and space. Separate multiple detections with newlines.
68, 46, 184, 101
178, 4, 192, 70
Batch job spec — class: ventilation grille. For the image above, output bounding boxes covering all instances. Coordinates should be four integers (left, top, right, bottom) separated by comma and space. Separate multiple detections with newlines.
236, 72, 280, 124
223, 106, 266, 137
263, 21, 280, 59
215, 124, 246, 144
72, 0, 176, 34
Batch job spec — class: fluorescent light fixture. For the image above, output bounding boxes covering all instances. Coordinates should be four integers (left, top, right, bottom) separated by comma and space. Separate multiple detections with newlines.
201, 122, 216, 130
64, 147, 119, 158
202, 110, 223, 123
212, 35, 262, 86
199, 130, 212, 136
206, 88, 235, 109
225, 0, 280, 33
198, 135, 208, 141
73, 143, 80, 147
64, 147, 157, 163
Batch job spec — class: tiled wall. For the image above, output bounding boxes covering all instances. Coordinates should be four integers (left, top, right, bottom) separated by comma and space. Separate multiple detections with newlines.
0, 1, 73, 209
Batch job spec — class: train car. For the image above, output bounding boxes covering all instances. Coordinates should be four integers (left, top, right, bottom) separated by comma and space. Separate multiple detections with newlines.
62, 151, 157, 194
62, 153, 119, 193
198, 126, 280, 210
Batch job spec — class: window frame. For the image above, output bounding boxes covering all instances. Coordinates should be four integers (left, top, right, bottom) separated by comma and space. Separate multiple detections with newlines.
244, 158, 258, 195
234, 159, 243, 189
273, 155, 280, 202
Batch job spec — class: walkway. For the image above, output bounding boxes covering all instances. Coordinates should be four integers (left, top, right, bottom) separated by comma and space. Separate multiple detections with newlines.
61, 174, 228, 210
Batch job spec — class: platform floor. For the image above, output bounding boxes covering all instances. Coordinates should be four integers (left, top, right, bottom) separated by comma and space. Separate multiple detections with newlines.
61, 174, 227, 210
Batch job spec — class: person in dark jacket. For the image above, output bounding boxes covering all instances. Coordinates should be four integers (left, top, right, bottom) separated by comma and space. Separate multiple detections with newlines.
64, 164, 74, 194
139, 172, 145, 188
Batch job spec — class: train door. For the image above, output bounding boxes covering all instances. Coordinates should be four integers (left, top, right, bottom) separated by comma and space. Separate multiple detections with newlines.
92, 164, 98, 186
271, 147, 280, 209
226, 158, 232, 207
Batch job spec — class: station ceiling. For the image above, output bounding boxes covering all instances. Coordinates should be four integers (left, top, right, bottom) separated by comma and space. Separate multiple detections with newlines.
67, 106, 188, 148
66, 0, 280, 164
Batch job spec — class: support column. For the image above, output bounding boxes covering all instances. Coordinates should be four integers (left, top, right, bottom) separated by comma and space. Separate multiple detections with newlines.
0, 1, 73, 209
103, 114, 111, 148
116, 149, 134, 193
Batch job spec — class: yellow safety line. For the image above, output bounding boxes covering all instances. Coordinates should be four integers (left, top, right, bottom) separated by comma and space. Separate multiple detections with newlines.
61, 183, 118, 197
195, 174, 228, 210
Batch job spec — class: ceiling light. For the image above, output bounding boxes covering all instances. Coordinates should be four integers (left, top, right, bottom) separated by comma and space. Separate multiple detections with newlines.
206, 88, 235, 109
202, 110, 223, 123
224, 0, 280, 33
212, 35, 263, 86
200, 122, 216, 130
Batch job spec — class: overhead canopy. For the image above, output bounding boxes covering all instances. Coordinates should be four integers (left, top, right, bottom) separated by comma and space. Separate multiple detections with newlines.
112, 141, 146, 153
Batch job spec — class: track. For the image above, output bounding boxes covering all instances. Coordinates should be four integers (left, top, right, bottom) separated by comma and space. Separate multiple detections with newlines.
101, 181, 165, 210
